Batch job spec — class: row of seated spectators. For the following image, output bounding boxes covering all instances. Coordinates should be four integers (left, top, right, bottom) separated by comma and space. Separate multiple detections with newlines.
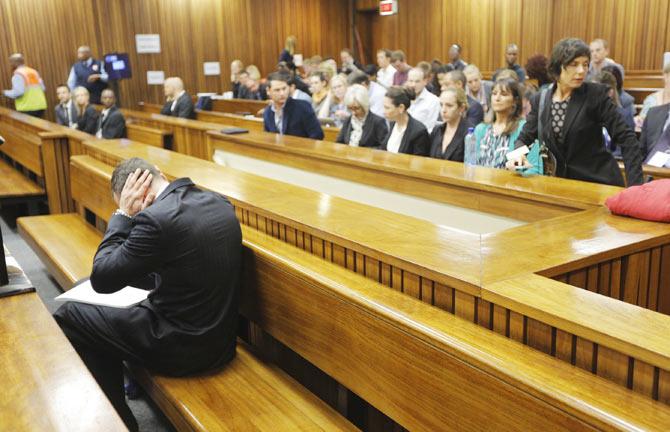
230, 37, 670, 188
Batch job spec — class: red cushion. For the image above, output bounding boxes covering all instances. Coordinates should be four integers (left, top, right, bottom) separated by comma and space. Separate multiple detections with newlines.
605, 179, 670, 222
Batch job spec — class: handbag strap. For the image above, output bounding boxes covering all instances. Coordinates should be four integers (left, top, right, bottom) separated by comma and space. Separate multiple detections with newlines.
538, 87, 549, 141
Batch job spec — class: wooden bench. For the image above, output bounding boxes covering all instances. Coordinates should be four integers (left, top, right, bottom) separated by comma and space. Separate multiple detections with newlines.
0, 245, 125, 430
17, 155, 357, 431
126, 122, 173, 149
0, 119, 47, 211
18, 153, 670, 430
138, 101, 341, 142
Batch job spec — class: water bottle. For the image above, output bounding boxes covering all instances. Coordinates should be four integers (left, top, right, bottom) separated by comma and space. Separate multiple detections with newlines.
464, 127, 476, 166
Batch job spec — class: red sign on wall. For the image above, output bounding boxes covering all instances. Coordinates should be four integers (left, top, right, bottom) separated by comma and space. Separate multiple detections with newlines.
380, 0, 398, 16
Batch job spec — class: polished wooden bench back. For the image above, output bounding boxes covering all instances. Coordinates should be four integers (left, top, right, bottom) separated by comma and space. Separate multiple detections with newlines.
126, 122, 173, 149
67, 139, 670, 412
210, 98, 269, 114
138, 101, 341, 142
28, 153, 670, 430
0, 121, 43, 176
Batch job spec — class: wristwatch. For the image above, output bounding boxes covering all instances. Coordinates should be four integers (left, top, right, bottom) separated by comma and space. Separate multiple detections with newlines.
113, 208, 132, 219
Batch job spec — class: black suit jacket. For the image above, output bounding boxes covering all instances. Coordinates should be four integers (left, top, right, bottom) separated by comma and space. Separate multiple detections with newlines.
466, 96, 484, 128
429, 119, 468, 161
97, 106, 126, 139
381, 115, 430, 156
640, 103, 670, 160
55, 102, 78, 126
516, 82, 643, 186
76, 105, 99, 135
90, 178, 242, 374
160, 92, 196, 119
336, 112, 388, 148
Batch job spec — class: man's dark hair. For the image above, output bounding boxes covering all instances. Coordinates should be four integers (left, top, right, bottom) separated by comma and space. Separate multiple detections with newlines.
111, 158, 159, 196
445, 70, 467, 88
347, 70, 370, 86
436, 64, 455, 76
377, 49, 392, 59
391, 50, 406, 62
548, 38, 591, 80
602, 64, 623, 92
267, 72, 290, 85
56, 84, 70, 91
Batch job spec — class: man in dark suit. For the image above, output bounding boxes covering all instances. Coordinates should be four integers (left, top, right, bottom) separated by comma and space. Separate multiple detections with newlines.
54, 84, 78, 127
263, 72, 324, 139
640, 103, 670, 164
443, 70, 484, 127
53, 157, 242, 431
95, 89, 126, 139
160, 77, 196, 119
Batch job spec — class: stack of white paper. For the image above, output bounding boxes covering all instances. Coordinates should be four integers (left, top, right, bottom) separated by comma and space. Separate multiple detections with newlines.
56, 279, 149, 309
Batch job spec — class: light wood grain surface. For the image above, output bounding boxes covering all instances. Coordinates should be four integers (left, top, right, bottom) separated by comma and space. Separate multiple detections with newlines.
0, 289, 126, 431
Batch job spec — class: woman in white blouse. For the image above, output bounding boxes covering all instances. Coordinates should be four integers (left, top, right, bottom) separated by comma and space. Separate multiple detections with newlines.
380, 86, 430, 155
335, 84, 387, 148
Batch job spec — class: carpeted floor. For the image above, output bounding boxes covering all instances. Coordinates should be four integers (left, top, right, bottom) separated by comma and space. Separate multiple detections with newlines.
1, 207, 175, 432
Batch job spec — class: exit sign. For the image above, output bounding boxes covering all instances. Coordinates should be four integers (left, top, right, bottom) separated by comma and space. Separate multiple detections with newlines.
379, 0, 398, 16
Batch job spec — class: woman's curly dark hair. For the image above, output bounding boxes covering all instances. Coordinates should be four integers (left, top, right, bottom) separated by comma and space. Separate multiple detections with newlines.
548, 38, 591, 81
524, 54, 552, 86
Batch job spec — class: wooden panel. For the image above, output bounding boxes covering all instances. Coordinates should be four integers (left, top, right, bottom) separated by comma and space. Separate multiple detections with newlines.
0, 0, 350, 113
0, 293, 126, 431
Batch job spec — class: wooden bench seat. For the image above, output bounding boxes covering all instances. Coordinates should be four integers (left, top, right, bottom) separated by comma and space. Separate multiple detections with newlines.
19, 152, 670, 430
18, 213, 100, 289
0, 157, 44, 200
17, 157, 357, 432
126, 122, 173, 149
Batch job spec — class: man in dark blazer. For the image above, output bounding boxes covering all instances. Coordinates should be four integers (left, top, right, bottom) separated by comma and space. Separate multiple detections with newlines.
263, 72, 324, 139
160, 77, 196, 119
95, 89, 126, 139
640, 103, 670, 164
54, 84, 78, 127
53, 157, 242, 431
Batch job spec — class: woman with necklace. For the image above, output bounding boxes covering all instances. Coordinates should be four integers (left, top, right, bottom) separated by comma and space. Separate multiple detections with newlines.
472, 78, 526, 168
511, 38, 642, 186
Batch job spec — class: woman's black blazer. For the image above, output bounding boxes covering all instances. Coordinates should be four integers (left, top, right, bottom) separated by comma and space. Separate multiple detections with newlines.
335, 112, 388, 148
428, 119, 469, 161
77, 105, 100, 135
380, 114, 430, 156
516, 82, 643, 186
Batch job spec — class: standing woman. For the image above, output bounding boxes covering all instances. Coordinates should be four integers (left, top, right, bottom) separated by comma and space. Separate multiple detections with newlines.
73, 86, 99, 135
279, 36, 297, 68
512, 38, 642, 186
473, 79, 527, 168
429, 88, 469, 161
381, 86, 430, 156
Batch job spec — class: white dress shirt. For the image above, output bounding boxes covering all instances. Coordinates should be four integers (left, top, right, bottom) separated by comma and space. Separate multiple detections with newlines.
376, 65, 397, 89
408, 88, 441, 133
96, 108, 110, 138
386, 123, 406, 153
368, 81, 386, 118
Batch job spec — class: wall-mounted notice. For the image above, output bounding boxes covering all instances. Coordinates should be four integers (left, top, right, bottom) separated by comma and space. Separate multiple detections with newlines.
203, 62, 221, 76
136, 34, 161, 53
147, 70, 165, 85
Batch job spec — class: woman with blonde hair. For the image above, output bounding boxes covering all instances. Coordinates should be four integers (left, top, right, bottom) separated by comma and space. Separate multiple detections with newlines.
429, 87, 469, 161
319, 74, 349, 126
279, 35, 297, 67
73, 86, 99, 134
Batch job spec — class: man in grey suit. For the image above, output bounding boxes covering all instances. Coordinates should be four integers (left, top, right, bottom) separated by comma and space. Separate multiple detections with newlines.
54, 84, 77, 127
54, 158, 242, 431
640, 103, 670, 165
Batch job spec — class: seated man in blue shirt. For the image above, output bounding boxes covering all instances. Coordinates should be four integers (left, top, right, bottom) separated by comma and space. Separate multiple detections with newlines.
263, 72, 324, 140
